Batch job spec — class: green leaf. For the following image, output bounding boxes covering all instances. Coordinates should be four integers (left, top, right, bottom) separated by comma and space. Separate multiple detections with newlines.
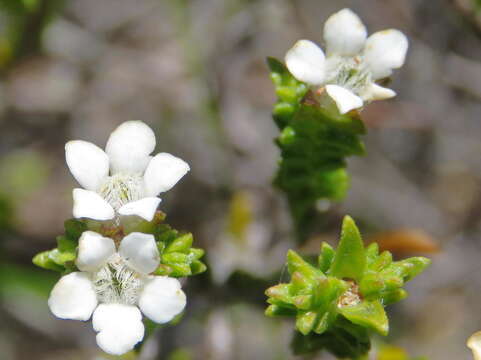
56, 235, 76, 253
265, 304, 297, 317
165, 233, 193, 253
318, 242, 335, 273
64, 218, 86, 240
338, 300, 389, 336
287, 250, 325, 281
296, 311, 317, 335
291, 318, 371, 358
329, 216, 366, 282
32, 250, 64, 272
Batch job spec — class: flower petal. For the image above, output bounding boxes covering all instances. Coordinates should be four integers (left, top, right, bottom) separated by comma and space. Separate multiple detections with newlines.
118, 197, 161, 222
119, 232, 160, 274
360, 82, 396, 101
48, 272, 98, 321
285, 40, 326, 85
323, 8, 367, 56
92, 303, 144, 356
65, 140, 109, 191
76, 231, 115, 272
469, 331, 481, 360
138, 276, 186, 324
105, 121, 156, 175
364, 29, 408, 80
72, 188, 115, 220
143, 153, 190, 196
325, 85, 363, 114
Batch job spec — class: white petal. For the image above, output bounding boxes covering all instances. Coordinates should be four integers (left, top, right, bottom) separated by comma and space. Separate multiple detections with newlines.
360, 82, 396, 101
72, 188, 115, 221
92, 304, 144, 356
105, 121, 156, 174
364, 29, 408, 80
118, 197, 161, 222
285, 40, 326, 85
48, 272, 97, 321
323, 8, 367, 56
325, 85, 363, 114
65, 140, 109, 191
138, 276, 186, 324
143, 153, 190, 196
119, 232, 160, 274
468, 331, 481, 360
76, 231, 115, 272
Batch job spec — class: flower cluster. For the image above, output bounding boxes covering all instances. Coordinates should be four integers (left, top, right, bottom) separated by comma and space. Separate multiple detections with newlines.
285, 8, 408, 114
33, 121, 206, 355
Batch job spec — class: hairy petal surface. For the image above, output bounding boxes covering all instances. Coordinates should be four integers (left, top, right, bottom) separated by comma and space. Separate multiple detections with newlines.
285, 40, 326, 85
118, 197, 161, 221
138, 276, 186, 324
76, 231, 116, 272
364, 29, 408, 80
105, 121, 156, 174
119, 232, 160, 274
65, 140, 109, 191
92, 304, 144, 356
143, 153, 190, 196
324, 8, 367, 56
325, 84, 363, 114
72, 188, 115, 221
48, 272, 98, 321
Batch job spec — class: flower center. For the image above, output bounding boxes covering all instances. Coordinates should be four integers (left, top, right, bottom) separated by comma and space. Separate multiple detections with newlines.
337, 280, 362, 308
92, 254, 145, 305
98, 173, 144, 210
325, 55, 371, 95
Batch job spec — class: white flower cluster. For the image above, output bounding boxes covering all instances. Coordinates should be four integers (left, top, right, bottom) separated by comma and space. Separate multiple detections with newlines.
285, 8, 408, 114
48, 121, 189, 355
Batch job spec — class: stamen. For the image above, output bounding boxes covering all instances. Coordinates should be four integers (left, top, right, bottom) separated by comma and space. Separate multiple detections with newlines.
325, 55, 372, 95
92, 254, 145, 305
98, 173, 144, 210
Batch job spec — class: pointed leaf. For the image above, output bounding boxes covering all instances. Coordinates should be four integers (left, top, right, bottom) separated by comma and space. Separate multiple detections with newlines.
296, 311, 317, 335
329, 216, 366, 281
318, 242, 335, 273
338, 299, 389, 336
287, 250, 325, 281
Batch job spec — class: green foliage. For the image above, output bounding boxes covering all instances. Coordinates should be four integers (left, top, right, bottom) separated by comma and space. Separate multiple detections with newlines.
267, 57, 365, 240
291, 317, 370, 359
265, 216, 431, 358
153, 224, 206, 277
32, 213, 207, 278
32, 219, 85, 273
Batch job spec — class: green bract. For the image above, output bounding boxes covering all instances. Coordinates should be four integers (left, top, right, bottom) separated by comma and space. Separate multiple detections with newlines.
32, 212, 206, 278
268, 57, 365, 240
265, 216, 430, 357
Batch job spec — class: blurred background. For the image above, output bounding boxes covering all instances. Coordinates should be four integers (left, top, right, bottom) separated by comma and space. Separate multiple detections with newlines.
0, 0, 480, 359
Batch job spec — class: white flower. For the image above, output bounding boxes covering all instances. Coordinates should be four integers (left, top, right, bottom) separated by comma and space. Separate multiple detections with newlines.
66, 121, 190, 222
468, 331, 481, 360
285, 8, 408, 114
48, 230, 186, 355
